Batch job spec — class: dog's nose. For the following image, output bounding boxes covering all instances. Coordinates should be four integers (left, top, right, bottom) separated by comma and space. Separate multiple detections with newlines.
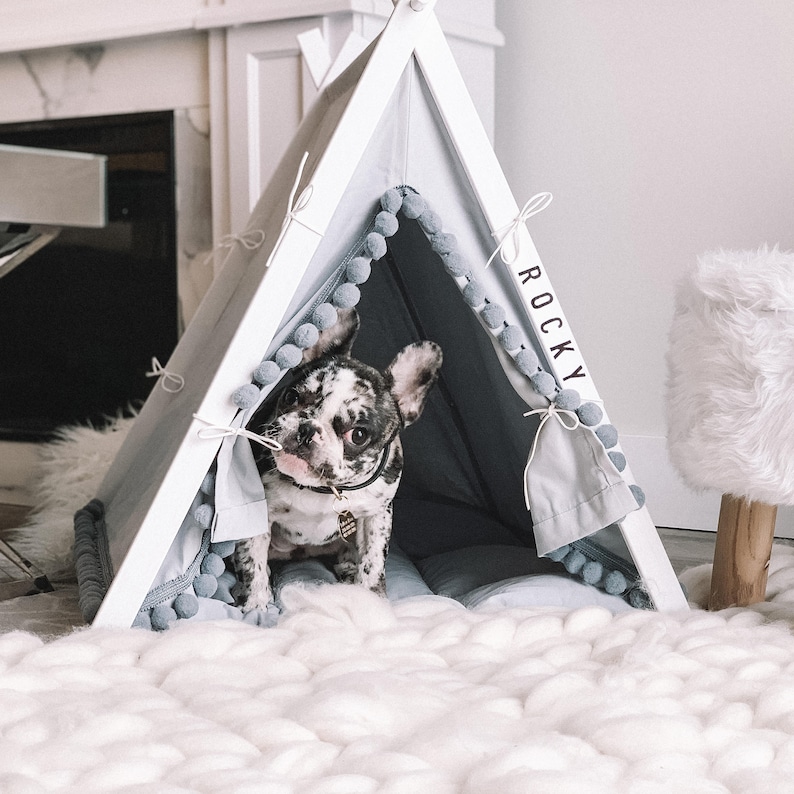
296, 421, 319, 447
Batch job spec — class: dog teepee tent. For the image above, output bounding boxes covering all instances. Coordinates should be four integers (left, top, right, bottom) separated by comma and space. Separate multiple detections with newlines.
74, 0, 688, 629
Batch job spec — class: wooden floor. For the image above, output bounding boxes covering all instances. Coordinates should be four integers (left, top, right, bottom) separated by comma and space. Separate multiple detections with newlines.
657, 527, 715, 574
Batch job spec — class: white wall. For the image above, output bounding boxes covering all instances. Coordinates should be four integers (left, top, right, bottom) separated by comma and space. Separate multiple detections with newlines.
494, 0, 794, 531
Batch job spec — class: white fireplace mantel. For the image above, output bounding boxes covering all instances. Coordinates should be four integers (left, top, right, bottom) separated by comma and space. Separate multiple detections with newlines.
0, 0, 500, 242
0, 1, 503, 56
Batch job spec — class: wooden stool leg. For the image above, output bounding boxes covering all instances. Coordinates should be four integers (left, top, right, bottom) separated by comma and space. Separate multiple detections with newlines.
708, 494, 777, 610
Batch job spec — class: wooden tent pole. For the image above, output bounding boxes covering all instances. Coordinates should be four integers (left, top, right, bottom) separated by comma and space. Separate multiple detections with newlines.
709, 494, 777, 610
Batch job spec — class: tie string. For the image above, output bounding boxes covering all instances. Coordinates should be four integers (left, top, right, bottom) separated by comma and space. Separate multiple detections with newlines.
192, 414, 282, 451
486, 192, 553, 268
265, 151, 317, 269
145, 357, 185, 394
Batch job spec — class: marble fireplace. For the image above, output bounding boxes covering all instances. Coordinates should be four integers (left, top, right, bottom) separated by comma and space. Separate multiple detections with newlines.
0, 0, 500, 501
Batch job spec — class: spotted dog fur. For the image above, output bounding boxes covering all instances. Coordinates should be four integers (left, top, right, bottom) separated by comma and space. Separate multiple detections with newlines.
234, 309, 443, 612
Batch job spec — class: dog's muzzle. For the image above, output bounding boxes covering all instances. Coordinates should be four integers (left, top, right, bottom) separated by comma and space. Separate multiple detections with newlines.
296, 420, 321, 447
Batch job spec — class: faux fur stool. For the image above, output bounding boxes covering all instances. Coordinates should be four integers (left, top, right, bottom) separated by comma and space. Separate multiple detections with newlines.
667, 246, 794, 610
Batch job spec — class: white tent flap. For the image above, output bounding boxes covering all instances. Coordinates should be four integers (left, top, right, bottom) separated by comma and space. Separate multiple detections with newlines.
527, 419, 640, 557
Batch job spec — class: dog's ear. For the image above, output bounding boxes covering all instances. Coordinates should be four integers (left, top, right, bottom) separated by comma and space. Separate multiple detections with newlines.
302, 308, 360, 363
385, 341, 443, 427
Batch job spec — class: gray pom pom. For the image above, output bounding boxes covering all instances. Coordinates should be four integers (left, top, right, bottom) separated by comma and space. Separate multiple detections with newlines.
374, 210, 399, 237
577, 402, 603, 427
193, 573, 218, 598
563, 549, 587, 574
201, 552, 225, 577
200, 472, 215, 495
630, 484, 646, 508
608, 451, 627, 472
346, 257, 372, 285
417, 209, 441, 235
151, 604, 178, 631
312, 302, 338, 330
401, 193, 426, 219
481, 303, 506, 329
462, 280, 486, 307
442, 251, 471, 278
604, 570, 628, 595
582, 560, 603, 585
232, 383, 260, 409
629, 588, 652, 609
293, 323, 320, 349
174, 592, 199, 619
274, 344, 303, 369
132, 611, 152, 630
547, 545, 570, 562
364, 232, 387, 260
430, 232, 457, 255
595, 424, 619, 449
530, 371, 557, 397
194, 503, 214, 529
515, 348, 540, 375
499, 325, 523, 351
253, 360, 280, 386
555, 389, 581, 411
210, 540, 236, 559
332, 283, 361, 308
380, 188, 403, 214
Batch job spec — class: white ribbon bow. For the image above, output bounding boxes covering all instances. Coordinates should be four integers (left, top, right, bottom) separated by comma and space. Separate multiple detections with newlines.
145, 357, 185, 393
486, 192, 553, 268
522, 401, 580, 509
192, 414, 282, 451
218, 230, 266, 252
265, 151, 315, 269
202, 229, 266, 270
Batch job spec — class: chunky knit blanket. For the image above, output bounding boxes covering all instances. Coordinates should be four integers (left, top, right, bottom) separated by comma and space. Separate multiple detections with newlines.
3, 420, 794, 792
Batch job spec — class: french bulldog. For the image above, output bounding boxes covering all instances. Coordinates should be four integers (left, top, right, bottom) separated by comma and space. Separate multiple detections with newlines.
234, 308, 443, 612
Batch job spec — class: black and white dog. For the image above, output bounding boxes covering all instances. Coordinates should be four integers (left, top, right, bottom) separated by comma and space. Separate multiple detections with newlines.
234, 309, 442, 612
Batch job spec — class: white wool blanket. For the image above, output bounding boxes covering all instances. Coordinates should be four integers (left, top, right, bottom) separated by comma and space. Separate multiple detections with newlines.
6, 421, 794, 792
7, 567, 794, 793
667, 246, 794, 504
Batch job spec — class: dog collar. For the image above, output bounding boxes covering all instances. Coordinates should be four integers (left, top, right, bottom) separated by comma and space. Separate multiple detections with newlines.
294, 442, 392, 495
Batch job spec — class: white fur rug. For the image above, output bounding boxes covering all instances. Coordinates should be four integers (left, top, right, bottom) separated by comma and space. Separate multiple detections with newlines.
5, 421, 794, 792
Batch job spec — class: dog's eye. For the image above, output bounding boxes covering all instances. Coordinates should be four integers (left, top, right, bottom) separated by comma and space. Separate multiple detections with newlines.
281, 388, 300, 408
346, 426, 370, 446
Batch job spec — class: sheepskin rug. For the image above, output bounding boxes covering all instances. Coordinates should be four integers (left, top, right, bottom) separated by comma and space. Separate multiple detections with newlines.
667, 246, 794, 504
6, 420, 794, 792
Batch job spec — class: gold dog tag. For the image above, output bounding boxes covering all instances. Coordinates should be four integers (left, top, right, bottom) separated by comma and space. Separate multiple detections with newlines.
337, 510, 358, 540
331, 487, 357, 541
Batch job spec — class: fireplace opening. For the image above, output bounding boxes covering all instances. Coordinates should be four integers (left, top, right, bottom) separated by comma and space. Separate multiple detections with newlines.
0, 111, 179, 441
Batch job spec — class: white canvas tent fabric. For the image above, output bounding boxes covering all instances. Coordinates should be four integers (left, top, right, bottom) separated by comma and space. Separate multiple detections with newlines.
74, 0, 687, 629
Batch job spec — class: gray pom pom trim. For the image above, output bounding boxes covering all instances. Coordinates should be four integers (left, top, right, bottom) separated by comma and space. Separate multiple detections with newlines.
515, 348, 540, 375
498, 325, 523, 352
595, 424, 619, 449
274, 344, 303, 370
576, 402, 603, 427
462, 280, 486, 308
530, 371, 557, 397
332, 282, 361, 308
232, 383, 260, 409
